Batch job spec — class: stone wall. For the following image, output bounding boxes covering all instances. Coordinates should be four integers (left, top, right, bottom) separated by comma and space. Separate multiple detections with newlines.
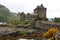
36, 21, 60, 30
0, 33, 42, 40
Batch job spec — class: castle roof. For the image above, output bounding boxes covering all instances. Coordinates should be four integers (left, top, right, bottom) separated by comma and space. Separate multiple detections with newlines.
27, 13, 30, 15
34, 4, 46, 10
29, 13, 37, 16
40, 4, 44, 8
20, 12, 25, 15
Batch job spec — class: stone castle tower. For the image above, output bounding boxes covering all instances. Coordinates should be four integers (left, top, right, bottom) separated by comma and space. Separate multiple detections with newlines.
34, 4, 46, 20
17, 4, 47, 21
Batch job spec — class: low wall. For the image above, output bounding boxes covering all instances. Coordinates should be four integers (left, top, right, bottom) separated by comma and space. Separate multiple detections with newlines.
36, 21, 60, 30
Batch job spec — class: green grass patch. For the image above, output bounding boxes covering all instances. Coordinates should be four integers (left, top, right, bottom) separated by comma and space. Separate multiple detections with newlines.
16, 30, 26, 35
12, 20, 32, 26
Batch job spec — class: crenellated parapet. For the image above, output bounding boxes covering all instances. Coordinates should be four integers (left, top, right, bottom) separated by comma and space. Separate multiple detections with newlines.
17, 4, 47, 21
34, 4, 47, 20
17, 12, 38, 21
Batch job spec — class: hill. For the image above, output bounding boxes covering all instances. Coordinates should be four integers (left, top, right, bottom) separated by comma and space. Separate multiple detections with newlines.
0, 5, 12, 22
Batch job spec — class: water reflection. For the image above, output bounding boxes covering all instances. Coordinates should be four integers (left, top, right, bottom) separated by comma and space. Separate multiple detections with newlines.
19, 39, 34, 40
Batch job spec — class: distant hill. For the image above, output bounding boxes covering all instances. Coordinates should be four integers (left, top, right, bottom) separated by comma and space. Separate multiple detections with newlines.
11, 12, 17, 17
0, 4, 12, 22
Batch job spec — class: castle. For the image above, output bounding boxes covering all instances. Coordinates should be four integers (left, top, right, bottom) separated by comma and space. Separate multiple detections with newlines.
17, 4, 47, 21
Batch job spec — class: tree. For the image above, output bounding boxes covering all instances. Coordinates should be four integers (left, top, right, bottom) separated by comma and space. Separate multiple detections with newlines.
51, 17, 60, 23
0, 14, 7, 22
7, 15, 17, 24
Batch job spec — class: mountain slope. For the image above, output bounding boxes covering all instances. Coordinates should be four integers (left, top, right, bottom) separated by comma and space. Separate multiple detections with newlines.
0, 5, 11, 22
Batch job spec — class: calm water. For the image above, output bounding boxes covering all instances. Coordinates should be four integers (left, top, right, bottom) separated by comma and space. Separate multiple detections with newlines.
18, 39, 34, 40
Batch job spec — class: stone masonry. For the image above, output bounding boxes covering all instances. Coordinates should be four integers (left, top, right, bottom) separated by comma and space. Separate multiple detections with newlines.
17, 4, 47, 21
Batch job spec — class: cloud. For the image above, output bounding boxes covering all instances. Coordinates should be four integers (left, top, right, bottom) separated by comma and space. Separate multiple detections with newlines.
0, 0, 60, 18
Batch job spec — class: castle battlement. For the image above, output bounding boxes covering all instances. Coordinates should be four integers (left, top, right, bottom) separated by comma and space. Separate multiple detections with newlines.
17, 4, 47, 21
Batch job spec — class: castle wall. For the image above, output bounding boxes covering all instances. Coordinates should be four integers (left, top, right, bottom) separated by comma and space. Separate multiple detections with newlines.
17, 4, 47, 21
25, 13, 32, 21
17, 13, 38, 21
17, 12, 21, 21
36, 21, 60, 30
34, 4, 46, 20
19, 12, 25, 20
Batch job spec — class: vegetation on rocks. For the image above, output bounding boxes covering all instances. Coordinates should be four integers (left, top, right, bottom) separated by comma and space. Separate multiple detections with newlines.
16, 30, 26, 35
11, 20, 32, 26
43, 28, 59, 40
0, 4, 17, 22
0, 5, 11, 22
51, 17, 60, 23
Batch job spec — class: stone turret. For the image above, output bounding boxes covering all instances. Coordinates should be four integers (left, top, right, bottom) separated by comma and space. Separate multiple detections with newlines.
20, 12, 25, 20
17, 12, 20, 20
34, 4, 46, 20
25, 13, 31, 21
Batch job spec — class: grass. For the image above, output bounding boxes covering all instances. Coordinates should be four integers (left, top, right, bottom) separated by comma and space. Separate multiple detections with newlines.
16, 30, 26, 35
8, 20, 32, 28
13, 20, 32, 26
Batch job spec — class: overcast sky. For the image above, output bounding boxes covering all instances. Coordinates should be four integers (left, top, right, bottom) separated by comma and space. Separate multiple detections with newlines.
0, 0, 60, 18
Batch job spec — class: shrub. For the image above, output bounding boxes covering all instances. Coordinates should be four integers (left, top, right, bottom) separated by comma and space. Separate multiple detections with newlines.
43, 27, 59, 40
16, 30, 26, 35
